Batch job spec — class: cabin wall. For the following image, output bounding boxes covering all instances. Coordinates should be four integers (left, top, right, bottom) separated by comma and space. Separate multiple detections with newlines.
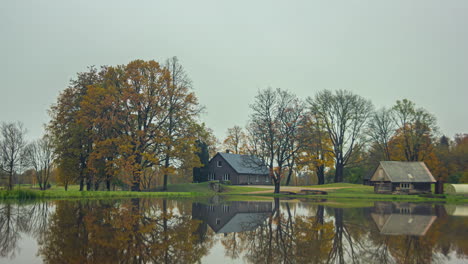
374, 182, 393, 194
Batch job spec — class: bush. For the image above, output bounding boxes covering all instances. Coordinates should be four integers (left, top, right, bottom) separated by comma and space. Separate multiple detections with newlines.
223, 180, 232, 185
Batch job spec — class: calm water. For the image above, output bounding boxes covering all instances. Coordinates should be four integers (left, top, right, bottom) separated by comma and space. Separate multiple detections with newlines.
0, 198, 467, 264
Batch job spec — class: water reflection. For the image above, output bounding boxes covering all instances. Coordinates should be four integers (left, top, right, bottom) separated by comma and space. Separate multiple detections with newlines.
192, 201, 273, 234
0, 199, 467, 263
371, 202, 437, 236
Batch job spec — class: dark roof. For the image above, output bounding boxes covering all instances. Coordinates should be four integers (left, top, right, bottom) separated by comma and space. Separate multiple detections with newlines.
217, 152, 269, 175
371, 161, 436, 183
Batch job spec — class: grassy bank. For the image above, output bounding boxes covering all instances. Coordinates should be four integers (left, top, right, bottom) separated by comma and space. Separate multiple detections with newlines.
1, 182, 467, 203
0, 182, 266, 201
238, 183, 468, 203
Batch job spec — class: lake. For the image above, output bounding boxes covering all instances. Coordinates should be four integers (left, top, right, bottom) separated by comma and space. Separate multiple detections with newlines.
0, 198, 467, 263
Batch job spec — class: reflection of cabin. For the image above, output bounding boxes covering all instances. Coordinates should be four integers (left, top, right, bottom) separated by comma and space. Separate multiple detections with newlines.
192, 201, 273, 234
205, 151, 271, 185
370, 161, 436, 194
371, 202, 437, 236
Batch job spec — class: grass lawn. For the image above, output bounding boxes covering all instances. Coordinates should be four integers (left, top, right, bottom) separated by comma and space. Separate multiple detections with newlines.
1, 182, 467, 204
245, 183, 468, 203
0, 182, 267, 201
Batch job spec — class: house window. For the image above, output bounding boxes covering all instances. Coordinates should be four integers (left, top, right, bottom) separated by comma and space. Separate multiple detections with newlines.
400, 183, 411, 189
256, 175, 259, 182
208, 173, 215, 181
223, 205, 229, 212
266, 176, 270, 182
217, 161, 222, 167
216, 218, 221, 225
223, 173, 230, 181
208, 205, 215, 212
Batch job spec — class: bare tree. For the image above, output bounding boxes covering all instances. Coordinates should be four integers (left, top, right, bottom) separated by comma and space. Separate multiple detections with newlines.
24, 135, 56, 190
308, 90, 373, 183
0, 122, 27, 190
223, 125, 247, 154
367, 107, 396, 160
247, 88, 304, 193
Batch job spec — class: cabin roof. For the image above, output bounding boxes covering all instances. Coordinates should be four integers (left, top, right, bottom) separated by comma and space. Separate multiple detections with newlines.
216, 152, 269, 175
216, 212, 270, 233
371, 161, 436, 183
371, 213, 437, 236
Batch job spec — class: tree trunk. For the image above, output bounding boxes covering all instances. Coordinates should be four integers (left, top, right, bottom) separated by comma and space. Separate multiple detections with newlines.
8, 172, 13, 191
79, 177, 84, 191
316, 165, 325, 185
106, 179, 111, 191
274, 180, 280, 193
162, 153, 170, 191
285, 169, 293, 186
335, 162, 344, 183
65, 183, 68, 191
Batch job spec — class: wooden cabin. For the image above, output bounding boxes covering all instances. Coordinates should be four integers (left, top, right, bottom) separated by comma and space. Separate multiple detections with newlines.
370, 161, 436, 194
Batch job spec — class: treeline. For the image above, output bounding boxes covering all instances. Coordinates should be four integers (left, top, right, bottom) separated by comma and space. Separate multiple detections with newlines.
1, 58, 467, 193
1, 58, 217, 191
223, 88, 468, 192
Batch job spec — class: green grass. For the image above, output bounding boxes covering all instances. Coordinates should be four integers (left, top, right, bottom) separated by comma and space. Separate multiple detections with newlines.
2, 182, 467, 204
240, 183, 468, 203
0, 182, 267, 201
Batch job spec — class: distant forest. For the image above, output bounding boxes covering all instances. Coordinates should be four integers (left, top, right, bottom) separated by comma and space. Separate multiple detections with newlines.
1, 58, 467, 192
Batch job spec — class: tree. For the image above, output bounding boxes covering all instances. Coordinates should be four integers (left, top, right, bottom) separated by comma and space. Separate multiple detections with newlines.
223, 126, 247, 154
308, 90, 373, 182
160, 57, 201, 191
296, 113, 334, 185
49, 66, 104, 191
392, 99, 437, 162
24, 135, 55, 190
367, 107, 396, 160
247, 88, 304, 193
0, 122, 27, 190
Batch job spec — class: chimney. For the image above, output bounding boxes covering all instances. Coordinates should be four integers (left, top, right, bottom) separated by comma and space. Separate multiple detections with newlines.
226, 149, 230, 154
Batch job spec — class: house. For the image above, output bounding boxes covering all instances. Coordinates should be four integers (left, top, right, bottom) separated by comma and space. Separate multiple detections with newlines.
370, 161, 436, 194
205, 151, 271, 185
371, 202, 437, 236
192, 201, 273, 234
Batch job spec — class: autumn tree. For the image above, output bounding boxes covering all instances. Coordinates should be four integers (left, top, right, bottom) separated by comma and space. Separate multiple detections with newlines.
297, 113, 334, 185
392, 99, 437, 162
247, 88, 304, 193
160, 57, 201, 191
223, 125, 247, 154
0, 122, 27, 190
49, 66, 104, 191
24, 135, 55, 190
308, 90, 373, 183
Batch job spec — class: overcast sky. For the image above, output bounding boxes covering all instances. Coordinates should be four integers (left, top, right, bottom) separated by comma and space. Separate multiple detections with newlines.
1, 0, 467, 141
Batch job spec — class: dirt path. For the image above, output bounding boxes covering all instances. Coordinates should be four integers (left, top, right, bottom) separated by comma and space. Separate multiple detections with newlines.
244, 185, 350, 194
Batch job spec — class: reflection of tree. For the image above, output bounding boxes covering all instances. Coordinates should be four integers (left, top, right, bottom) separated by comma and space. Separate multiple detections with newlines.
38, 199, 213, 263
0, 201, 51, 259
0, 203, 21, 258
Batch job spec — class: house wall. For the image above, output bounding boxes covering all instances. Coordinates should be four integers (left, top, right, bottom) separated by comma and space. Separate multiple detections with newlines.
206, 154, 239, 184
206, 154, 271, 185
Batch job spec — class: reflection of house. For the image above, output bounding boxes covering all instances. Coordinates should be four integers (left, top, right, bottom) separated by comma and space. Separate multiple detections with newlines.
205, 151, 270, 185
192, 201, 273, 234
370, 161, 436, 194
371, 202, 437, 236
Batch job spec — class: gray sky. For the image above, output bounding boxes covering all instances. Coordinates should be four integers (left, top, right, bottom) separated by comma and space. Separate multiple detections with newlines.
1, 0, 467, 141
